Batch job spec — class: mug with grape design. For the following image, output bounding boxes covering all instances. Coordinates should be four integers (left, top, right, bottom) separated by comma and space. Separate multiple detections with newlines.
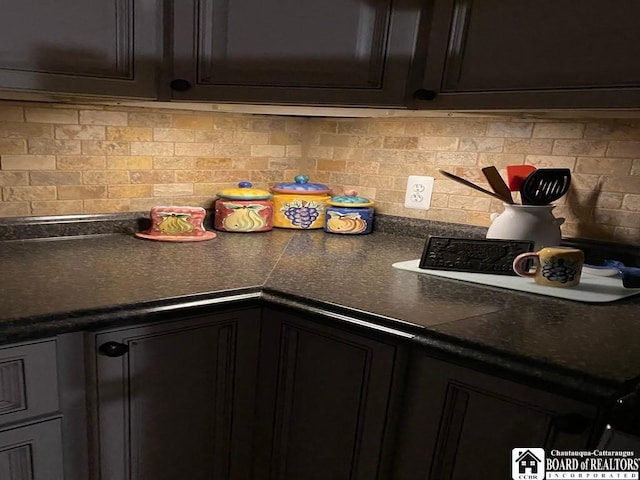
513, 247, 584, 288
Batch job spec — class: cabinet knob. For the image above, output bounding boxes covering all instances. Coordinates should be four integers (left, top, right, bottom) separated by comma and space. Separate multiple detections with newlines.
552, 413, 591, 434
98, 341, 130, 357
413, 89, 438, 101
170, 79, 192, 91
610, 390, 640, 435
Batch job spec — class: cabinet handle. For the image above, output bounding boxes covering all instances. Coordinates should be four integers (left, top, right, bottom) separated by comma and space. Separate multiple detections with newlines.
413, 89, 438, 101
610, 390, 640, 434
98, 341, 129, 357
170, 79, 192, 91
552, 413, 591, 434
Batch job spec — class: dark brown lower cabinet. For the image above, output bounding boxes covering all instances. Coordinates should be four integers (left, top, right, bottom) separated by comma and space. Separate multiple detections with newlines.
88, 309, 261, 480
392, 352, 600, 480
80, 305, 605, 480
253, 307, 407, 480
0, 419, 64, 480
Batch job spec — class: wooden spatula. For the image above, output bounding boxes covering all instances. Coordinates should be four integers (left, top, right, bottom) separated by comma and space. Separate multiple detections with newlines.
481, 166, 514, 204
506, 165, 536, 192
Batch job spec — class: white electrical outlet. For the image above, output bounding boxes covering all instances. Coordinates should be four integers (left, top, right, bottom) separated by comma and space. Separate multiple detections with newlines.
404, 175, 434, 210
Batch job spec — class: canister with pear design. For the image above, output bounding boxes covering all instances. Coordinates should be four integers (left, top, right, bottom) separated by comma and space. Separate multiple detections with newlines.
270, 175, 331, 229
214, 181, 273, 232
324, 190, 374, 235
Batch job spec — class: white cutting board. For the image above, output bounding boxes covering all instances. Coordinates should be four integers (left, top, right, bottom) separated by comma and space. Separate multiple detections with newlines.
392, 259, 640, 303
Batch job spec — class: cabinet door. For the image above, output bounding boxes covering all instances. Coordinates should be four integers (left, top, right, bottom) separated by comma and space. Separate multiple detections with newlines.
90, 309, 261, 480
418, 0, 640, 108
392, 353, 599, 480
0, 0, 159, 98
171, 0, 421, 106
254, 308, 405, 480
0, 341, 59, 427
0, 419, 64, 480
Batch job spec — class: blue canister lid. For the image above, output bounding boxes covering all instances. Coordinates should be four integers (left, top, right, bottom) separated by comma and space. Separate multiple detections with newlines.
329, 190, 374, 207
270, 174, 331, 194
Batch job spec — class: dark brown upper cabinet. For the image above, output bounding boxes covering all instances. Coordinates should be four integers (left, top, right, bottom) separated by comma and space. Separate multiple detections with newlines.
170, 0, 423, 106
412, 0, 640, 109
0, 0, 160, 99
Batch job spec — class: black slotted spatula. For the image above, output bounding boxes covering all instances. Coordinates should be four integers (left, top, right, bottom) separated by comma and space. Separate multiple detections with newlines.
520, 168, 571, 205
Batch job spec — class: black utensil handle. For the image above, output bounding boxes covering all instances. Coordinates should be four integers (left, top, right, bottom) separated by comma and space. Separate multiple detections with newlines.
438, 169, 508, 203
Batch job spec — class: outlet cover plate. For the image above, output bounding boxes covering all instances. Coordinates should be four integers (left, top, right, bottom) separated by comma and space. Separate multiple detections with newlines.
404, 175, 434, 210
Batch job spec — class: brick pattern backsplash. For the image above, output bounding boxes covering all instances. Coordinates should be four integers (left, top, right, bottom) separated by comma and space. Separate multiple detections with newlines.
1, 101, 639, 245
0, 102, 303, 217
306, 117, 640, 246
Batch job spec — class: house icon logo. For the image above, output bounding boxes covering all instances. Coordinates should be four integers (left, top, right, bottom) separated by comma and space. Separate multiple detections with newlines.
512, 448, 545, 480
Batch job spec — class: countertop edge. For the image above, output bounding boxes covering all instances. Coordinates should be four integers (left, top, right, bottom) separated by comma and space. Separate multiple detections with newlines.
0, 288, 263, 343
261, 289, 622, 402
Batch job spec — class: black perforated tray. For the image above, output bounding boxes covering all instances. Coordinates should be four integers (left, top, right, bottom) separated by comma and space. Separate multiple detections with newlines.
419, 236, 534, 275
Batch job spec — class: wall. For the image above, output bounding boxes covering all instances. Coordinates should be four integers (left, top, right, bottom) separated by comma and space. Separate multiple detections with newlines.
1, 101, 639, 245
0, 102, 306, 215
305, 116, 640, 245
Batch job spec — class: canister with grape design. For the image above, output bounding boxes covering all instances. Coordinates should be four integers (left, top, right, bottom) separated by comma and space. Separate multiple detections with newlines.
214, 181, 274, 232
324, 190, 374, 235
270, 175, 331, 229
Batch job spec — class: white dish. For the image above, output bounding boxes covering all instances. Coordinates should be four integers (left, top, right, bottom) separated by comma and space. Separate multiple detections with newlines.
582, 264, 620, 277
392, 259, 640, 303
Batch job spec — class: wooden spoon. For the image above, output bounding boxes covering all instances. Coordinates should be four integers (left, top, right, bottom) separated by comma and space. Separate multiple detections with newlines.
481, 166, 515, 204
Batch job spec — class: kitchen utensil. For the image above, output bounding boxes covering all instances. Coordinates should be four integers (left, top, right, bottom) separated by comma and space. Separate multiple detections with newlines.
438, 169, 510, 203
481, 166, 514, 204
513, 246, 584, 288
324, 190, 375, 235
520, 168, 571, 205
506, 165, 536, 192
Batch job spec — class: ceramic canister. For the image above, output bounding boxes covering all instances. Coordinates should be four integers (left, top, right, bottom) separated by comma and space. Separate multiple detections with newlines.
270, 175, 331, 229
214, 181, 273, 232
324, 190, 375, 235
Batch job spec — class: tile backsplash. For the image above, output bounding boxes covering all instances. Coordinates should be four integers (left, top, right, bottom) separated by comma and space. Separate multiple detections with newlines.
1, 101, 639, 245
0, 102, 306, 216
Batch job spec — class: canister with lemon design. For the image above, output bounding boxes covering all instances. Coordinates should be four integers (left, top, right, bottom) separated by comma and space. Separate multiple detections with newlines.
214, 181, 274, 233
324, 190, 374, 235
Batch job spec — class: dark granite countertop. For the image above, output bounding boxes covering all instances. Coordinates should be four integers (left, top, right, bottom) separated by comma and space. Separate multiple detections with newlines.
1, 224, 639, 401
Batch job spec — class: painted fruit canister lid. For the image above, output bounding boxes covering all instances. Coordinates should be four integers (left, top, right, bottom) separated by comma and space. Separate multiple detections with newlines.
217, 181, 272, 200
328, 190, 374, 207
270, 174, 331, 194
